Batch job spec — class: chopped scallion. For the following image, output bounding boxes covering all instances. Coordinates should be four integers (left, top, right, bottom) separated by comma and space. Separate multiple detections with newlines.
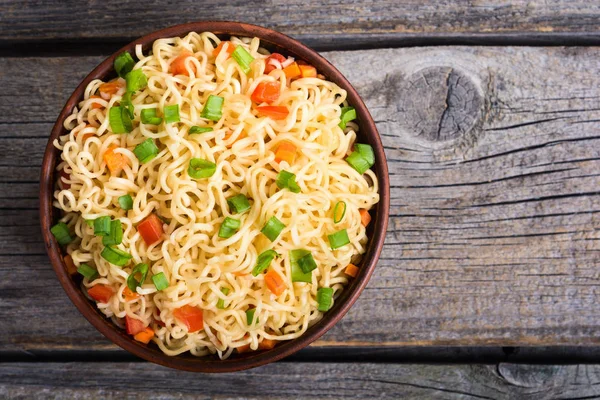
118, 194, 133, 210
231, 46, 255, 74
188, 158, 216, 179
317, 287, 334, 312
218, 217, 241, 239
333, 201, 346, 224
261, 216, 285, 242
151, 272, 169, 291
328, 229, 350, 250
50, 222, 72, 245
140, 108, 163, 125
217, 287, 230, 309
297, 252, 318, 274
189, 126, 213, 134
276, 170, 301, 193
164, 104, 180, 124
127, 263, 149, 291
121, 91, 134, 119
252, 249, 278, 276
114, 52, 135, 78
101, 246, 132, 267
201, 95, 224, 121
246, 308, 256, 325
345, 151, 371, 175
102, 219, 123, 246
133, 138, 159, 164
339, 106, 356, 129
354, 143, 375, 166
125, 69, 148, 92
109, 106, 133, 134
93, 216, 111, 236
227, 194, 251, 214
77, 263, 99, 280
290, 249, 313, 283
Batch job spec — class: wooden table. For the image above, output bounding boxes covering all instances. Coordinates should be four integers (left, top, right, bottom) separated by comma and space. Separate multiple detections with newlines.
3, 1, 600, 398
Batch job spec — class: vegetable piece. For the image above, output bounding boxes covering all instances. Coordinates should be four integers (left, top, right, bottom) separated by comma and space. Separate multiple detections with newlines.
125, 69, 148, 92
137, 214, 164, 246
218, 217, 241, 239
118, 194, 133, 210
164, 104, 180, 124
103, 146, 129, 174
140, 108, 162, 125
133, 138, 159, 164
227, 194, 251, 214
359, 209, 372, 227
93, 216, 111, 236
317, 287, 334, 312
123, 286, 140, 301
108, 105, 133, 134
236, 343, 252, 353
345, 151, 371, 175
256, 106, 289, 120
152, 272, 169, 291
114, 52, 135, 78
275, 170, 301, 193
297, 252, 317, 274
246, 308, 256, 325
98, 80, 125, 99
258, 338, 277, 350
127, 263, 149, 291
213, 41, 235, 58
328, 229, 350, 250
264, 53, 287, 74
188, 158, 217, 179
290, 249, 313, 283
217, 287, 230, 309
201, 95, 224, 121
101, 246, 132, 267
133, 327, 155, 344
102, 219, 123, 246
252, 249, 278, 276
125, 315, 146, 335
264, 269, 286, 296
59, 168, 71, 190
261, 216, 285, 242
89, 95, 104, 109
345, 263, 360, 278
173, 305, 204, 332
169, 51, 195, 76
189, 126, 213, 134
298, 64, 317, 78
339, 106, 357, 129
63, 254, 77, 275
274, 141, 297, 165
50, 222, 72, 245
231, 45, 255, 74
333, 201, 347, 223
120, 91, 134, 119
87, 284, 114, 303
283, 62, 301, 80
77, 263, 99, 280
251, 81, 280, 104
354, 143, 375, 166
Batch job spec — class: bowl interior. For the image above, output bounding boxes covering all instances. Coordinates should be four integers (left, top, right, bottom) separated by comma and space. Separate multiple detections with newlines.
40, 21, 390, 372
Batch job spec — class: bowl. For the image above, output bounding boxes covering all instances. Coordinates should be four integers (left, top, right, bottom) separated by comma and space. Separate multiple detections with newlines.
40, 21, 390, 372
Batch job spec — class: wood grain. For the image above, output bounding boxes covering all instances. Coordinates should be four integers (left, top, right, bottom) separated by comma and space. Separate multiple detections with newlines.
2, 362, 600, 399
2, 46, 600, 352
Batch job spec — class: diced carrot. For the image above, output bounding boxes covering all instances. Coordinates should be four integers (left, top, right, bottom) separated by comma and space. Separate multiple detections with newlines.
88, 284, 114, 303
236, 343, 252, 353
98, 79, 124, 100
223, 131, 247, 148
298, 64, 317, 78
251, 81, 280, 104
264, 53, 287, 74
89, 95, 104, 109
125, 315, 147, 335
59, 168, 71, 190
133, 327, 155, 344
283, 62, 301, 80
123, 286, 140, 301
213, 41, 235, 58
103, 146, 129, 175
137, 213, 164, 246
274, 141, 297, 165
256, 106, 289, 120
64, 254, 77, 275
344, 264, 360, 278
359, 209, 371, 227
232, 271, 249, 277
258, 338, 277, 350
264, 269, 286, 296
170, 50, 196, 76
173, 305, 204, 332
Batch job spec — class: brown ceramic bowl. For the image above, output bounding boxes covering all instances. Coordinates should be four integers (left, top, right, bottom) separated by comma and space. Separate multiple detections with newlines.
40, 21, 390, 372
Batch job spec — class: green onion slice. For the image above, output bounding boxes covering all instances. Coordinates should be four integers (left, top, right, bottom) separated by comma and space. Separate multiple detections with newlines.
218, 217, 241, 239
227, 194, 251, 214
276, 170, 301, 193
77, 263, 99, 280
333, 201, 346, 224
297, 252, 318, 274
133, 138, 159, 164
290, 249, 313, 283
50, 222, 73, 245
93, 216, 111, 236
121, 91, 134, 119
140, 108, 162, 125
354, 143, 375, 166
317, 287, 334, 312
114, 52, 135, 78
217, 287, 230, 309
125, 69, 148, 93
246, 308, 256, 325
231, 46, 255, 74
118, 194, 133, 210
102, 219, 123, 246
127, 263, 149, 291
345, 151, 371, 175
101, 246, 132, 267
164, 104, 180, 124
252, 249, 278, 276
261, 216, 285, 242
201, 95, 224, 121
328, 229, 350, 250
151, 272, 169, 291
109, 106, 133, 134
188, 158, 217, 179
339, 106, 357, 129
189, 126, 213, 134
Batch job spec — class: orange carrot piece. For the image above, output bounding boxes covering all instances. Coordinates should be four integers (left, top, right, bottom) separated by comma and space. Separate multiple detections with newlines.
213, 41, 235, 58
256, 106, 289, 120
236, 343, 252, 353
251, 81, 280, 104
359, 209, 371, 227
258, 338, 277, 350
344, 264, 360, 278
89, 95, 104, 109
133, 327, 155, 344
98, 80, 124, 99
64, 254, 77, 275
103, 146, 129, 175
123, 286, 140, 301
88, 284, 114, 303
170, 51, 196, 76
298, 64, 317, 78
274, 141, 297, 165
283, 62, 301, 80
264, 269, 286, 296
173, 305, 204, 332
137, 213, 164, 246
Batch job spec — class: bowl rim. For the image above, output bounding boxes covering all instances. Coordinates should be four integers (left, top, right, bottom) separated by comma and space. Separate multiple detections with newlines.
39, 21, 390, 372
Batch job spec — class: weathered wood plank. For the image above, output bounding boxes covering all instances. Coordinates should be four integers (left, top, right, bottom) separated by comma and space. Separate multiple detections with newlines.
1, 1, 600, 46
2, 362, 600, 399
3, 46, 600, 352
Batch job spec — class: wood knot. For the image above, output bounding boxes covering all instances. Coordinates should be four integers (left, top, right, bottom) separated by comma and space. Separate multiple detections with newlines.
396, 66, 482, 142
